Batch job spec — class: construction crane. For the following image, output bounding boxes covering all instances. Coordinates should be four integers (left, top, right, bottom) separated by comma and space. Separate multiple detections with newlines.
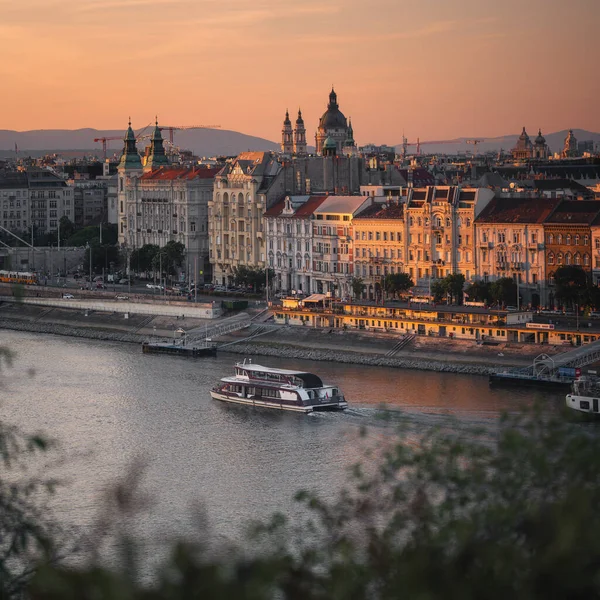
93, 136, 122, 160
466, 139, 485, 156
158, 125, 221, 144
402, 136, 461, 156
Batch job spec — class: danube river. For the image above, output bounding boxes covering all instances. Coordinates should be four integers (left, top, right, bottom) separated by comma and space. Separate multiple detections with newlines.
1, 330, 563, 553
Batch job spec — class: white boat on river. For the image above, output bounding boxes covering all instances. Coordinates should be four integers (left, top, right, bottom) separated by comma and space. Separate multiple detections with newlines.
211, 360, 348, 413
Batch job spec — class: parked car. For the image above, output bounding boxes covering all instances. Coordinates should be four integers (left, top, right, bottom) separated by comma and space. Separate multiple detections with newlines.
115, 295, 129, 300
118, 278, 130, 285
63, 293, 74, 299
93, 276, 104, 282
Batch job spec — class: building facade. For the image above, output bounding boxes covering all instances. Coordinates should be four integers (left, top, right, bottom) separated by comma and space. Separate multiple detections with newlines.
310, 195, 371, 297
209, 152, 284, 285
544, 200, 599, 305
474, 198, 559, 306
264, 195, 326, 294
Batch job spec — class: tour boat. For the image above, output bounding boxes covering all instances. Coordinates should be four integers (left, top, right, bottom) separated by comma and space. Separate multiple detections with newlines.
211, 360, 348, 413
566, 375, 600, 416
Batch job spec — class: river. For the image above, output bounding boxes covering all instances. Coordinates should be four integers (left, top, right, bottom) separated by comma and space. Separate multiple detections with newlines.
0, 330, 564, 557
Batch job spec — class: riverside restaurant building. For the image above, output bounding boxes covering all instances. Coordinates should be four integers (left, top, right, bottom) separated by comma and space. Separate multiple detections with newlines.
274, 296, 600, 346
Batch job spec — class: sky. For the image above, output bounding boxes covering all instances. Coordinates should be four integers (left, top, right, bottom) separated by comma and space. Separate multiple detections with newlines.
1, 0, 599, 145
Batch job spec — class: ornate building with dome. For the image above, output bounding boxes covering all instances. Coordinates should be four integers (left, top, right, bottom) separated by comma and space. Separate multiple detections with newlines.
315, 87, 352, 155
511, 126, 550, 160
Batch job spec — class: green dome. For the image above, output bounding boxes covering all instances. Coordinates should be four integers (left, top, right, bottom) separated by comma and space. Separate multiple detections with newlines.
323, 136, 337, 149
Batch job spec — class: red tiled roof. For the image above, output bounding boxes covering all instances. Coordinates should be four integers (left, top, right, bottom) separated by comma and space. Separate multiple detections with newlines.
545, 200, 600, 224
140, 166, 220, 181
475, 197, 561, 224
354, 202, 404, 220
263, 196, 327, 218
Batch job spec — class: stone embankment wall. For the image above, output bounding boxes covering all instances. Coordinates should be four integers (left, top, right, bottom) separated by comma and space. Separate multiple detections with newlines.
0, 296, 221, 319
220, 342, 495, 376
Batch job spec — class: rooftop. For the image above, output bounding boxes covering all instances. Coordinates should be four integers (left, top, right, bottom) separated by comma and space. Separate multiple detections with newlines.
476, 197, 561, 224
139, 166, 220, 181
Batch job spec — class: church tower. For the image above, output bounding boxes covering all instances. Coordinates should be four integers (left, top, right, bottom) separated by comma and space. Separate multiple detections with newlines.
281, 110, 293, 155
343, 118, 357, 156
117, 119, 142, 246
293, 108, 307, 155
144, 118, 170, 172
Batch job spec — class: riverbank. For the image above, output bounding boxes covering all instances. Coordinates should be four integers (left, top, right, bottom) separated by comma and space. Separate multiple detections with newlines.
0, 301, 565, 375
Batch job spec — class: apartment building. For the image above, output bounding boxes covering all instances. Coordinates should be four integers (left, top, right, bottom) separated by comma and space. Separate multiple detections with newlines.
264, 195, 327, 293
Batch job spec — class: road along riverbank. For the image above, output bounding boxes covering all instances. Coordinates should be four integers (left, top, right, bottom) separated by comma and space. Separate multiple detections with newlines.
0, 302, 562, 375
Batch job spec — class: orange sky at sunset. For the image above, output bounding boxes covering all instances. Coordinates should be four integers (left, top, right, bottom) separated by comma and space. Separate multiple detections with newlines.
1, 0, 598, 145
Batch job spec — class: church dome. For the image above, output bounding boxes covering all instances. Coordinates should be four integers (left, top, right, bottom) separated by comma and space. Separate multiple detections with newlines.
535, 129, 546, 145
319, 87, 348, 129
323, 136, 337, 150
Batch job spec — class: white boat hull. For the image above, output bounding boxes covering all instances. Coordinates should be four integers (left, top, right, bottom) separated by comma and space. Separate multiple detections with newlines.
566, 393, 600, 415
210, 391, 347, 413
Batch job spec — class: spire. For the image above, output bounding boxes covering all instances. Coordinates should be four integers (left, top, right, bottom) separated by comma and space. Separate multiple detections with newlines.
281, 109, 293, 154
293, 107, 307, 155
119, 119, 142, 169
283, 109, 291, 126
328, 86, 338, 109
145, 117, 169, 170
296, 108, 304, 125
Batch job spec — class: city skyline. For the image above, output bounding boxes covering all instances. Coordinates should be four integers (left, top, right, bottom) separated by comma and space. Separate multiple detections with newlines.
1, 0, 599, 144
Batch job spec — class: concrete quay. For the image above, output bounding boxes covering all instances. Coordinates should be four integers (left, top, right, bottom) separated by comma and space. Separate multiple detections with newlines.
0, 302, 566, 375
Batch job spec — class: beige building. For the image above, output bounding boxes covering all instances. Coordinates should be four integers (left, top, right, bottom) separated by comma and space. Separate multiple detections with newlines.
310, 195, 372, 297
403, 186, 494, 293
474, 198, 560, 306
352, 202, 404, 300
209, 152, 284, 285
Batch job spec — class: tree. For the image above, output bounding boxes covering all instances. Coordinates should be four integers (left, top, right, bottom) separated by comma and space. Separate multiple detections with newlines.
0, 348, 65, 598
464, 280, 492, 303
554, 266, 589, 309
130, 245, 160, 275
162, 241, 186, 277
58, 217, 75, 245
26, 409, 600, 599
383, 273, 414, 300
431, 280, 446, 303
446, 273, 465, 304
491, 277, 517, 306
84, 245, 121, 275
351, 276, 365, 300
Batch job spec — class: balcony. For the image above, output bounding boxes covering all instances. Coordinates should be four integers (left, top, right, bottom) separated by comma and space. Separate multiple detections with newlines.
497, 262, 508, 270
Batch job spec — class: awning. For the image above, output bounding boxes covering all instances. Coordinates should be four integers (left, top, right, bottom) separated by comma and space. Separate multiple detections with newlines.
302, 294, 327, 303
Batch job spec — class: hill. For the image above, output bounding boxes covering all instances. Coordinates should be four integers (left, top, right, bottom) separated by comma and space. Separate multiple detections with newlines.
0, 127, 279, 158
394, 129, 600, 155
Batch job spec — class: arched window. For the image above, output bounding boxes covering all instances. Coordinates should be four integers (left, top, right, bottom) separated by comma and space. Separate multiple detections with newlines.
409, 216, 414, 226
223, 192, 229, 203
566, 252, 572, 265
548, 272, 555, 286
424, 217, 430, 227
246, 193, 251, 203
548, 233, 554, 244
575, 253, 581, 266
575, 234, 580, 245
238, 192, 244, 205
584, 254, 590, 266
216, 192, 221, 202
435, 216, 442, 227
557, 234, 563, 244
446, 217, 451, 227
548, 252, 555, 265
557, 252, 564, 265
417, 217, 422, 226
585, 235, 589, 246
566, 235, 571, 245
466, 218, 472, 227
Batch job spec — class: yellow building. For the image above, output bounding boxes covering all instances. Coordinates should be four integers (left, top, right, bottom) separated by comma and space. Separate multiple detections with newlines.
352, 201, 405, 300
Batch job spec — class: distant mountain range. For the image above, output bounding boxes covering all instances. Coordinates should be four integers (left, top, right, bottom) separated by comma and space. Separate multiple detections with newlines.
0, 127, 598, 159
392, 129, 600, 156
0, 127, 279, 158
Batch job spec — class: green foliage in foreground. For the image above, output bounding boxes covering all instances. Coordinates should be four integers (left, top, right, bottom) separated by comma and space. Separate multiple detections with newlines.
16, 410, 600, 599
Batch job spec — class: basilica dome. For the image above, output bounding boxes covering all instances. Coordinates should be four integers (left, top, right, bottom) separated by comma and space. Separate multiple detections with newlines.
319, 88, 348, 129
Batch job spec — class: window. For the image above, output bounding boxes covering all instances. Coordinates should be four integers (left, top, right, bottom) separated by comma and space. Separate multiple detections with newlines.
548, 233, 554, 244
566, 235, 571, 245
190, 221, 196, 232
584, 254, 590, 266
548, 253, 555, 265
557, 252, 563, 265
557, 234, 563, 244
566, 253, 572, 265
575, 253, 581, 266
575, 235, 580, 245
